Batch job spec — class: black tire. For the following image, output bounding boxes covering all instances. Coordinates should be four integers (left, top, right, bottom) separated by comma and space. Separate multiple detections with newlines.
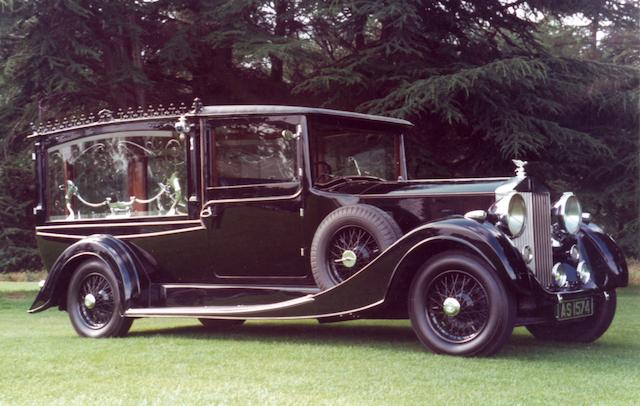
67, 260, 133, 338
526, 290, 617, 343
310, 204, 402, 290
198, 318, 245, 328
408, 251, 515, 356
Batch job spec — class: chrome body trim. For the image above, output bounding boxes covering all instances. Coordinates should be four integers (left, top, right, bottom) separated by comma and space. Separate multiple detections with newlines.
161, 284, 321, 294
361, 192, 496, 198
206, 182, 298, 190
201, 188, 302, 206
36, 226, 205, 241
124, 299, 385, 320
36, 219, 201, 230
399, 134, 408, 180
46, 214, 190, 224
125, 295, 315, 316
36, 232, 88, 240
407, 177, 510, 183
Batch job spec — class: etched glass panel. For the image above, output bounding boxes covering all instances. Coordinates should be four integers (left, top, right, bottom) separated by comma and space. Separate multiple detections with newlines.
47, 130, 187, 220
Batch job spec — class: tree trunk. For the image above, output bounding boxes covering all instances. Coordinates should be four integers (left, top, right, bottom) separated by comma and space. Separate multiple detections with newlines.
589, 14, 600, 59
354, 13, 367, 50
270, 0, 288, 82
129, 14, 146, 107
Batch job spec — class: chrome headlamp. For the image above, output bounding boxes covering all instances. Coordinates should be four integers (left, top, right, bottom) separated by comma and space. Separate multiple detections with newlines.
552, 263, 568, 287
576, 261, 591, 284
491, 192, 527, 237
553, 192, 582, 235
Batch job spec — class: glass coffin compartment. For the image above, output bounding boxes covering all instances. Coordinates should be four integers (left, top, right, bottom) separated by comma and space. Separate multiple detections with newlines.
47, 130, 187, 221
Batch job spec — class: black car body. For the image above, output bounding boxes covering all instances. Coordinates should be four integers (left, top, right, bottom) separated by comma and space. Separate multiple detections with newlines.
29, 100, 628, 356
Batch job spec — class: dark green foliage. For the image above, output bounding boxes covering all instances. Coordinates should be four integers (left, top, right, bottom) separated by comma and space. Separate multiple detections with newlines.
295, 0, 639, 256
0, 0, 638, 269
0, 152, 40, 271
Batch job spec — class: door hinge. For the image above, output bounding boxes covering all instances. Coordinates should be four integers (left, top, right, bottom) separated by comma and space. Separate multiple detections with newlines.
299, 208, 304, 217
300, 248, 305, 257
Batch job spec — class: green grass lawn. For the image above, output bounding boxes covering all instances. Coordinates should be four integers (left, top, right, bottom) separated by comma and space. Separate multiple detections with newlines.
1, 284, 639, 405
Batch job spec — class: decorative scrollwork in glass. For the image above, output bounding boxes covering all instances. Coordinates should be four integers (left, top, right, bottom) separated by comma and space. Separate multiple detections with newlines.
47, 130, 187, 220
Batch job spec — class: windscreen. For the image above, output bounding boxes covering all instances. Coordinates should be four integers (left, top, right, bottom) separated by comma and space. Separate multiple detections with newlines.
309, 116, 403, 184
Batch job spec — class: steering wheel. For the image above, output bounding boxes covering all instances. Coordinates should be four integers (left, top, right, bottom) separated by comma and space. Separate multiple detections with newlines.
314, 161, 334, 184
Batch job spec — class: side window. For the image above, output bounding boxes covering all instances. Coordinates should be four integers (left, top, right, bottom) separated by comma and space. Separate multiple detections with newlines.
47, 130, 187, 221
209, 117, 298, 187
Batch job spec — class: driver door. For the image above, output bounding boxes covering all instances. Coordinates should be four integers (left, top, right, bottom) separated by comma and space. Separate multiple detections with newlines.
200, 115, 307, 283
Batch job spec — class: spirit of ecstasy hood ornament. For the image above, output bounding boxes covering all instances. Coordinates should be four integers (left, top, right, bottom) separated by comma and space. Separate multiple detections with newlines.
512, 159, 528, 179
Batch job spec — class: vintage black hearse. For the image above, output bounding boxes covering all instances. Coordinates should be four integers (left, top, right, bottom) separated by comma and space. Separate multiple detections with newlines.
28, 99, 628, 356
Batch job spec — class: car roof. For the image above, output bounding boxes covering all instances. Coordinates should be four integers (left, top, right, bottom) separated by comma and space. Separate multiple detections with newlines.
28, 102, 413, 139
199, 105, 413, 126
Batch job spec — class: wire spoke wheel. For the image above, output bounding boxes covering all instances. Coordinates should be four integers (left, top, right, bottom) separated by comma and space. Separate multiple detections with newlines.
77, 272, 115, 329
311, 204, 401, 290
425, 270, 489, 343
327, 225, 380, 283
409, 251, 515, 356
67, 260, 133, 338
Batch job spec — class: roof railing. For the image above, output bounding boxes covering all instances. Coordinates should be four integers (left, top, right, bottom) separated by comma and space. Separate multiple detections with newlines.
30, 97, 202, 137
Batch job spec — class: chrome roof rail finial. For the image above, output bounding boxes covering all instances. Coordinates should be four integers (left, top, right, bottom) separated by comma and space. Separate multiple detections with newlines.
512, 159, 528, 179
97, 109, 114, 122
191, 97, 203, 113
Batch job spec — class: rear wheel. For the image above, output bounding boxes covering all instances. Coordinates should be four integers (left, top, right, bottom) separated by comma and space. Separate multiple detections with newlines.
526, 290, 617, 343
199, 319, 245, 329
408, 251, 515, 356
67, 260, 133, 338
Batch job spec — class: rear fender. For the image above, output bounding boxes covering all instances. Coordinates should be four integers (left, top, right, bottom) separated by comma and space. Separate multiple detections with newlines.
29, 235, 148, 313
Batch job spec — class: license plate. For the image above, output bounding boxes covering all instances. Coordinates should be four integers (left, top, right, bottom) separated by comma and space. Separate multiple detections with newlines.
556, 297, 594, 321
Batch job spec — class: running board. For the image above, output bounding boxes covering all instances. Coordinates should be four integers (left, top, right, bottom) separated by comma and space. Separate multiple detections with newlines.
125, 295, 315, 318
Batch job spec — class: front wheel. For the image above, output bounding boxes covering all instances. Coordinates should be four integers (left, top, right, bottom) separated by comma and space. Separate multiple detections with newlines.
67, 260, 133, 338
408, 251, 515, 356
526, 290, 617, 343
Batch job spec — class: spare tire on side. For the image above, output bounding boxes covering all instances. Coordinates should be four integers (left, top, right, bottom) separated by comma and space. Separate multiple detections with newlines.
310, 204, 402, 290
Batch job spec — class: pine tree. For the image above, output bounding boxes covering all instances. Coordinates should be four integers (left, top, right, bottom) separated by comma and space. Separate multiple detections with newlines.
0, 0, 637, 268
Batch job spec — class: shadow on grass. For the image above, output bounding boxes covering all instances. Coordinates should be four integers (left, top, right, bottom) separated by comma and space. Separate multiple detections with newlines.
128, 321, 629, 359
130, 321, 423, 352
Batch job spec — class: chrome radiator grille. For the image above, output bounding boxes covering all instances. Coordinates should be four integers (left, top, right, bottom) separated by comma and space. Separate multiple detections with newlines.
512, 192, 553, 288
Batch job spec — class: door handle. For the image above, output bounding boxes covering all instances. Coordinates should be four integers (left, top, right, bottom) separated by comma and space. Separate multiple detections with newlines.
199, 205, 216, 229
200, 206, 213, 218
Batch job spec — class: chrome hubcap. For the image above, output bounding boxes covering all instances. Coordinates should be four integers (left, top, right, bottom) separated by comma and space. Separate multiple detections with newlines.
339, 250, 357, 268
328, 225, 380, 283
442, 297, 461, 317
84, 293, 96, 310
426, 271, 489, 343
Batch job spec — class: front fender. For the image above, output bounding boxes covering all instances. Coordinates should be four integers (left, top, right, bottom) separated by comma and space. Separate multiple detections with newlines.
579, 224, 629, 288
387, 217, 532, 295
29, 235, 147, 313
